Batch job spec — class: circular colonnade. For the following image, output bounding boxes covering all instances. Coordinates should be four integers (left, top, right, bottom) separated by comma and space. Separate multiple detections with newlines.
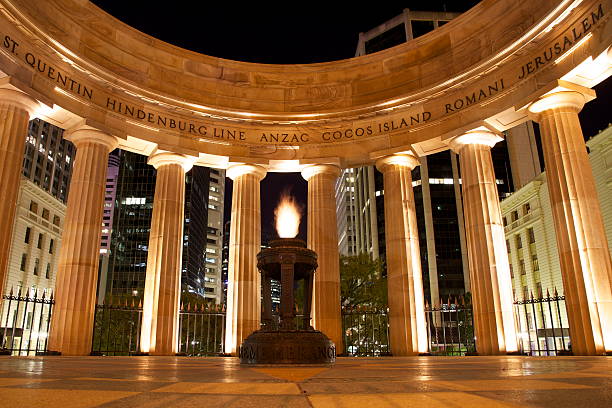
0, 0, 610, 356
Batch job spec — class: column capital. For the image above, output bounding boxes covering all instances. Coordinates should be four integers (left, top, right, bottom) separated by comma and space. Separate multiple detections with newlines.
301, 164, 341, 181
148, 151, 195, 172
65, 127, 118, 152
448, 129, 503, 153
226, 163, 267, 181
528, 91, 587, 117
0, 88, 39, 116
375, 153, 420, 173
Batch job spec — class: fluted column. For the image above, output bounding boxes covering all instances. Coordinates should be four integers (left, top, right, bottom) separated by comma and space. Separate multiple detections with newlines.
0, 89, 39, 296
301, 164, 342, 350
48, 127, 118, 355
376, 154, 428, 355
140, 152, 193, 355
224, 164, 267, 355
529, 91, 612, 355
449, 130, 517, 355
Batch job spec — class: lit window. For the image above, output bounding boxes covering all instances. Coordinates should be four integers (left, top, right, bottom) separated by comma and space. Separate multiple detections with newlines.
123, 197, 146, 205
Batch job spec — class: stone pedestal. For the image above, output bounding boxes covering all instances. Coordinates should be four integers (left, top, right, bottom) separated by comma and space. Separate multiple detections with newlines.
224, 164, 267, 355
450, 130, 517, 355
48, 127, 118, 356
140, 152, 193, 355
376, 154, 428, 355
301, 164, 343, 351
0, 89, 38, 297
529, 91, 612, 355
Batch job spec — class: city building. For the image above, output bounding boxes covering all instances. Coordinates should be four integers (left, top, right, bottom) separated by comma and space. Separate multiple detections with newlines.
204, 168, 225, 303
335, 168, 357, 256
104, 150, 224, 303
3, 119, 74, 297
3, 178, 64, 296
1, 119, 73, 348
337, 9, 515, 303
96, 150, 120, 303
500, 125, 612, 352
503, 124, 612, 297
105, 150, 156, 298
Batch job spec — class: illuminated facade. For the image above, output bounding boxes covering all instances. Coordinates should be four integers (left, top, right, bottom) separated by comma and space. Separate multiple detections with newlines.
502, 126, 612, 293
3, 119, 73, 297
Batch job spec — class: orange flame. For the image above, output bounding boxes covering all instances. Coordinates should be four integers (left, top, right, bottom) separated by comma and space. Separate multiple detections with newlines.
274, 192, 301, 238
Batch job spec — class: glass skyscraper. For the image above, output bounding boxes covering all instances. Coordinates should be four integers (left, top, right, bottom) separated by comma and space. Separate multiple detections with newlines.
105, 151, 213, 299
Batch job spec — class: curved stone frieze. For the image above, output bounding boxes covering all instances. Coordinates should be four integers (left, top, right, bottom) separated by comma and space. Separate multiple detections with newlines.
0, 0, 610, 168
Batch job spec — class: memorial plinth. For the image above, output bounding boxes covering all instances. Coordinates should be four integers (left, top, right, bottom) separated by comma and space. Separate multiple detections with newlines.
239, 238, 336, 365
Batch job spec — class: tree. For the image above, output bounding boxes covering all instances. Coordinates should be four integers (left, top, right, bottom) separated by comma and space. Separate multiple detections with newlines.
340, 254, 389, 356
340, 253, 387, 309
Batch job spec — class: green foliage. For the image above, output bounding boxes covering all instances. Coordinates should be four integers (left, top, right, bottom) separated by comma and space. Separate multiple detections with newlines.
340, 253, 387, 309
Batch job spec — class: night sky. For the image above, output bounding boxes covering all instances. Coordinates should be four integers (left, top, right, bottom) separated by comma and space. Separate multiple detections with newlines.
91, 1, 610, 241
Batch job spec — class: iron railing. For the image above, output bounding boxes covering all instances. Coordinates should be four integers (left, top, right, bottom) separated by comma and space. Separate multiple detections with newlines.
0, 289, 571, 358
91, 299, 226, 356
178, 303, 226, 356
0, 287, 54, 356
425, 298, 475, 356
341, 306, 390, 356
91, 299, 142, 356
514, 289, 570, 356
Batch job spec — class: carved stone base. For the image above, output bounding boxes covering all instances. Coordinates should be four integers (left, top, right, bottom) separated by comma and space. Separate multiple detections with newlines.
239, 329, 335, 365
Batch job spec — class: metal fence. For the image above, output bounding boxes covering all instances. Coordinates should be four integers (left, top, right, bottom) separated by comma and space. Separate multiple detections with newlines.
0, 289, 571, 358
91, 299, 142, 356
341, 307, 390, 356
425, 299, 475, 356
514, 290, 570, 356
0, 287, 54, 356
178, 303, 226, 356
91, 299, 226, 356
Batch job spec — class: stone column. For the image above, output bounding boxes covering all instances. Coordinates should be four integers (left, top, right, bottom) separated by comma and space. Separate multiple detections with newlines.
529, 91, 612, 355
140, 152, 193, 355
0, 89, 38, 296
301, 164, 343, 350
224, 164, 267, 355
48, 127, 118, 355
449, 130, 517, 355
376, 154, 428, 355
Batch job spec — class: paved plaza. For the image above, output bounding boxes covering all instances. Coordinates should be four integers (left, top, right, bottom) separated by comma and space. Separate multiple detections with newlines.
0, 356, 610, 407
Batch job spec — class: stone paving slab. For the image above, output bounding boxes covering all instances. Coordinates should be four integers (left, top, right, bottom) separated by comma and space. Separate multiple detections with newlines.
0, 356, 610, 407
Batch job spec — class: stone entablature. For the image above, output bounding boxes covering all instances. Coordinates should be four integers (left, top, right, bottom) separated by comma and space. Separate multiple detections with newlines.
0, 0, 610, 169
